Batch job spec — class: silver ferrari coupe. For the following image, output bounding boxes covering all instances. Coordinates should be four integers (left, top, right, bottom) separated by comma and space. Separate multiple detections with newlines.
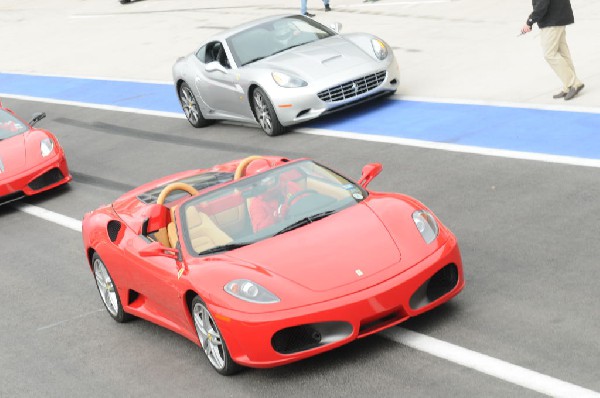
172, 14, 399, 136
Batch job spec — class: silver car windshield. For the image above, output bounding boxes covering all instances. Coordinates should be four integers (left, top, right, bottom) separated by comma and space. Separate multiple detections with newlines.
228, 16, 335, 67
0, 109, 28, 140
179, 160, 366, 256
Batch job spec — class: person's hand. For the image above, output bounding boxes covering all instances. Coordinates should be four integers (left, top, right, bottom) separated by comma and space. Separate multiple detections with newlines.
521, 24, 532, 34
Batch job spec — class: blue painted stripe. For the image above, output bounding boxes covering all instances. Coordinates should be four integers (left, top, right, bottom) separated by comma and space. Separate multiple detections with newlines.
2, 72, 599, 159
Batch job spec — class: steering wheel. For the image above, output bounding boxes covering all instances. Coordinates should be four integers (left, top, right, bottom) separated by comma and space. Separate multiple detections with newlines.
283, 189, 320, 218
234, 155, 268, 180
156, 182, 199, 205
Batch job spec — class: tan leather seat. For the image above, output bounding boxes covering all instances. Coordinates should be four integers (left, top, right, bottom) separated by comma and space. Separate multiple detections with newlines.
184, 206, 233, 253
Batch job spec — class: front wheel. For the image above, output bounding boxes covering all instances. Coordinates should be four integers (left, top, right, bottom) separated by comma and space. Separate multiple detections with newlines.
178, 82, 211, 128
252, 87, 286, 136
92, 253, 132, 323
191, 296, 241, 375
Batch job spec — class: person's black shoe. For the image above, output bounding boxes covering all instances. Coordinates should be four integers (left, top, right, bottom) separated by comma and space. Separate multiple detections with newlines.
303, 11, 315, 17
552, 91, 567, 99
564, 83, 584, 101
325, 4, 332, 11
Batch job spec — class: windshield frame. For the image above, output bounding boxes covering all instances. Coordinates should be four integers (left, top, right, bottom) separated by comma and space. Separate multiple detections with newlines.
178, 159, 367, 258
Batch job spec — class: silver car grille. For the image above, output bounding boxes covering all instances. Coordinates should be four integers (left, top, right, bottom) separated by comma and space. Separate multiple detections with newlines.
317, 71, 387, 103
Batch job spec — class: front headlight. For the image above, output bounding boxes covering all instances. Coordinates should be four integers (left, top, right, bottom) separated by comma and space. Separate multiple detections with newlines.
272, 72, 307, 88
224, 279, 280, 304
40, 138, 54, 157
371, 38, 388, 60
412, 210, 439, 244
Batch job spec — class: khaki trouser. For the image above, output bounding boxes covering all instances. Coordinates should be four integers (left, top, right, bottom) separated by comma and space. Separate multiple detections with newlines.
540, 26, 582, 92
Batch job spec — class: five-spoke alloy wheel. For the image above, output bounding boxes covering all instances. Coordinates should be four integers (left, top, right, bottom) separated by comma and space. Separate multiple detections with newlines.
252, 87, 285, 136
93, 253, 131, 323
178, 82, 210, 128
192, 296, 241, 375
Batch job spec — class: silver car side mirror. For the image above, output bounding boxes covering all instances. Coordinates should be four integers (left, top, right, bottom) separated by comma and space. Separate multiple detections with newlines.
329, 22, 342, 33
205, 61, 227, 74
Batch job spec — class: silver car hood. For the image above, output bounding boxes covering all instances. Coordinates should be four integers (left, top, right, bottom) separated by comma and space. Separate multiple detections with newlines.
255, 36, 375, 79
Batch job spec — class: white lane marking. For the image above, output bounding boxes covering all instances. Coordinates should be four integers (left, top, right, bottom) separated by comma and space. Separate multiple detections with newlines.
296, 127, 600, 168
37, 309, 104, 331
15, 204, 82, 232
15, 203, 600, 396
381, 328, 600, 398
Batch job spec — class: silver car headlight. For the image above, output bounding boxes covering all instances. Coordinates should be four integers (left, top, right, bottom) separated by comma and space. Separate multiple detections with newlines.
272, 72, 307, 88
224, 279, 280, 304
412, 210, 439, 244
371, 38, 388, 60
40, 138, 54, 157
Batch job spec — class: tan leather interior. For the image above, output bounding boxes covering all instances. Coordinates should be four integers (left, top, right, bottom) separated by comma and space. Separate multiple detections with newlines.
234, 155, 265, 180
166, 206, 179, 248
153, 227, 170, 247
185, 206, 233, 253
306, 177, 347, 200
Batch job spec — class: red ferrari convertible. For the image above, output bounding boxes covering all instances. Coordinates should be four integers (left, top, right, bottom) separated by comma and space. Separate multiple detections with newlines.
0, 101, 71, 205
82, 156, 464, 375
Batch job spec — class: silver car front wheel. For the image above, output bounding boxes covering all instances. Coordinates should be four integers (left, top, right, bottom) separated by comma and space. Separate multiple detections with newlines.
92, 253, 131, 323
178, 82, 210, 128
192, 296, 241, 375
252, 87, 285, 136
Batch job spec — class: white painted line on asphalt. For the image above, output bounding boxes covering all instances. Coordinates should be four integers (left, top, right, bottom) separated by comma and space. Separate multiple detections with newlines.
15, 204, 82, 232
297, 127, 600, 168
381, 328, 600, 398
0, 93, 185, 119
37, 309, 104, 331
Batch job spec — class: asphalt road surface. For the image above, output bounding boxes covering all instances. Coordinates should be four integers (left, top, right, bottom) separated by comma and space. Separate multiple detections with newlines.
1, 98, 599, 397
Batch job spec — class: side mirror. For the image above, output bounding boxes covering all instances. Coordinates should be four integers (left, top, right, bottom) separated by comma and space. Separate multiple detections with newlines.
29, 112, 46, 127
329, 22, 342, 33
139, 241, 179, 260
205, 61, 226, 73
357, 163, 382, 188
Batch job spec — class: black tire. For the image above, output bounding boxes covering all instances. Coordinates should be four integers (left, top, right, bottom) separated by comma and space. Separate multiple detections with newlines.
178, 82, 211, 128
191, 296, 242, 375
252, 87, 286, 136
119, 0, 131, 4
92, 253, 132, 323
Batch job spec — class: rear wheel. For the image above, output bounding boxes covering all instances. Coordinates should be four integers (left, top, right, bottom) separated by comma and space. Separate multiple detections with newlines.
92, 253, 132, 323
178, 82, 211, 128
252, 87, 285, 136
191, 296, 241, 375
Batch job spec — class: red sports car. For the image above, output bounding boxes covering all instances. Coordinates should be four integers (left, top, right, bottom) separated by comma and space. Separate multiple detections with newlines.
82, 156, 464, 375
0, 100, 71, 205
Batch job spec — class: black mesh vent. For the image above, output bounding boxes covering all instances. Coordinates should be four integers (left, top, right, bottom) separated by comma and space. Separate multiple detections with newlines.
28, 168, 64, 191
271, 325, 322, 354
317, 71, 387, 102
107, 220, 122, 242
426, 263, 459, 302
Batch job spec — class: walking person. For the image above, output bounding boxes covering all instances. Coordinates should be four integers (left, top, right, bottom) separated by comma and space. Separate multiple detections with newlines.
521, 0, 584, 100
301, 0, 331, 17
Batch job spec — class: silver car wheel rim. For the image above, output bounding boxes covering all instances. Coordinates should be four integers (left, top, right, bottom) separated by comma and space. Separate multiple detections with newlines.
180, 86, 200, 125
93, 258, 118, 317
193, 302, 225, 370
253, 91, 273, 134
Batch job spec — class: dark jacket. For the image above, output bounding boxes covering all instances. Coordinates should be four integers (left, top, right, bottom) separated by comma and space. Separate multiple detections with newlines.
527, 0, 574, 28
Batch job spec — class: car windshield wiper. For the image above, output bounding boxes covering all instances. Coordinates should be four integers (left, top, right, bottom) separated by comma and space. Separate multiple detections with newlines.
242, 56, 266, 66
198, 242, 254, 255
275, 210, 336, 236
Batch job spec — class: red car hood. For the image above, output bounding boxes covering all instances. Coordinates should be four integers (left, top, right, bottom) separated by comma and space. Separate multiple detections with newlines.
227, 203, 402, 292
0, 134, 26, 177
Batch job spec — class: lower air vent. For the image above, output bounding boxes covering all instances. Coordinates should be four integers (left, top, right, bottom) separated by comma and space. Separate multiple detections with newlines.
28, 168, 64, 191
107, 220, 122, 242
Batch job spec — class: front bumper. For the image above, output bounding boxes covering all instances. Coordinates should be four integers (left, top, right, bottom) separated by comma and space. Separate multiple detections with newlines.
270, 56, 400, 126
0, 152, 71, 204
212, 235, 464, 368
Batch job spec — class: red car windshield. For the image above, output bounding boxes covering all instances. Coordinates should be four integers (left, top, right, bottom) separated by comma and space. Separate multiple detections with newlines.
179, 160, 366, 256
0, 109, 28, 139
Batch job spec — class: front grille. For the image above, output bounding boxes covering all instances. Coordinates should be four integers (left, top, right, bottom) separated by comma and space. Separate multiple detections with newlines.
28, 168, 64, 191
317, 71, 387, 103
409, 263, 459, 310
272, 325, 322, 354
